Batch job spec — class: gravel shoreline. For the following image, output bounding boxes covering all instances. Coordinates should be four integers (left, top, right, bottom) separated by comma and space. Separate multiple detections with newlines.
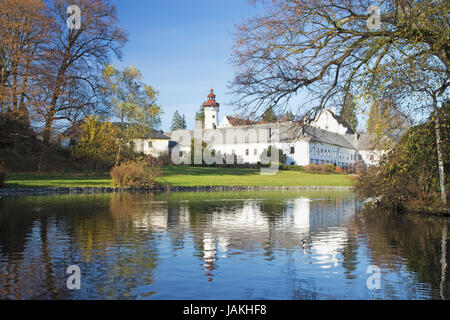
0, 185, 353, 198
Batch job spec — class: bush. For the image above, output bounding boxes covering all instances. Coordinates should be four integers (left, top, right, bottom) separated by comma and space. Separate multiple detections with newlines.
335, 166, 344, 174
110, 155, 162, 188
355, 112, 449, 207
0, 164, 5, 189
305, 164, 335, 174
280, 165, 305, 171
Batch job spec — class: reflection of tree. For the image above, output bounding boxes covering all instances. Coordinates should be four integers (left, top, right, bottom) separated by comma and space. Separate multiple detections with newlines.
355, 209, 450, 299
167, 201, 185, 251
341, 235, 358, 280
258, 200, 288, 260
341, 218, 360, 280
0, 194, 161, 299
0, 198, 36, 259
440, 224, 447, 300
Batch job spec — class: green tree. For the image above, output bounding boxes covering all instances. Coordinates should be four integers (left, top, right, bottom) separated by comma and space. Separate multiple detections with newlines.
261, 108, 277, 123
101, 65, 162, 166
339, 93, 358, 132
171, 110, 187, 130
285, 110, 295, 121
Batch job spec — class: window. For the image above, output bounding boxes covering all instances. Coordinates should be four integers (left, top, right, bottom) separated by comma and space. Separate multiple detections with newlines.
246, 149, 249, 156
290, 147, 295, 154
254, 149, 257, 155
291, 162, 295, 165
212, 115, 215, 119
312, 147, 315, 155
148, 141, 153, 148
370, 154, 374, 161
232, 150, 236, 155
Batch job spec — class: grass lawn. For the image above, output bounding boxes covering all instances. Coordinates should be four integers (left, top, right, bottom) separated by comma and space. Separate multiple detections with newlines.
159, 166, 353, 187
4, 166, 353, 188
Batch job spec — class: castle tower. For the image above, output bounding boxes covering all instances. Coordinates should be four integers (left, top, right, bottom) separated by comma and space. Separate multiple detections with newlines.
202, 89, 219, 129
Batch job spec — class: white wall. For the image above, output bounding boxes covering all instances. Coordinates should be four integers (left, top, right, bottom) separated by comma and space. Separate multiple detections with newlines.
308, 142, 360, 168
134, 139, 169, 157
204, 106, 218, 129
219, 117, 232, 128
309, 109, 348, 135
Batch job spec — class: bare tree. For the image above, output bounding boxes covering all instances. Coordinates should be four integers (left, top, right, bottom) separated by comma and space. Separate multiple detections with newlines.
232, 0, 448, 204
39, 0, 127, 144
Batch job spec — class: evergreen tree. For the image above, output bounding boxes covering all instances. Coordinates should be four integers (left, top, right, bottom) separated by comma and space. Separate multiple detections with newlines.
261, 108, 277, 123
171, 110, 187, 130
339, 93, 358, 132
285, 110, 295, 121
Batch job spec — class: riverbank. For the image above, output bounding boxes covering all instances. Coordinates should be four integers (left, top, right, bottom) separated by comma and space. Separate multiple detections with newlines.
401, 205, 450, 217
0, 185, 353, 198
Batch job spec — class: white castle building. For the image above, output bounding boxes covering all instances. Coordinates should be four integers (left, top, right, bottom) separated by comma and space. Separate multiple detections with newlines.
163, 89, 385, 168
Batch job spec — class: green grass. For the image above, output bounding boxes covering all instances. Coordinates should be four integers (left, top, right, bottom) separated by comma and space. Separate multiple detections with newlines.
4, 166, 353, 188
5, 173, 112, 188
158, 166, 353, 187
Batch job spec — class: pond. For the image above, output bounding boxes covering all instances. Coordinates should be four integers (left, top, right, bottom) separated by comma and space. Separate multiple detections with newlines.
0, 190, 448, 300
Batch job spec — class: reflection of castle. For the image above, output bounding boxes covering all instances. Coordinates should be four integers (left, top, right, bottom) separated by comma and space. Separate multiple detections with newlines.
130, 195, 356, 280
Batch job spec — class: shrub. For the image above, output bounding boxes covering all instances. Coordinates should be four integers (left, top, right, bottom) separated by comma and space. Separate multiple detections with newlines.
335, 166, 344, 174
0, 164, 5, 189
305, 164, 335, 174
355, 112, 449, 207
280, 165, 305, 171
110, 155, 162, 188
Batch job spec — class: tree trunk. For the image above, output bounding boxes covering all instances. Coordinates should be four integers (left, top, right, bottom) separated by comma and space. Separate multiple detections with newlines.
433, 98, 447, 206
43, 112, 54, 145
115, 143, 122, 167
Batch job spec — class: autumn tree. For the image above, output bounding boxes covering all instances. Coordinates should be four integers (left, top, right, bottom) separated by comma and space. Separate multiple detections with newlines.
232, 0, 448, 113
71, 115, 118, 172
232, 0, 449, 204
39, 0, 127, 144
0, 0, 52, 127
101, 65, 161, 166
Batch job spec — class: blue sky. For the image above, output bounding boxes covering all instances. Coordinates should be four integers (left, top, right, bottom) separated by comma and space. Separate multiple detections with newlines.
110, 0, 261, 131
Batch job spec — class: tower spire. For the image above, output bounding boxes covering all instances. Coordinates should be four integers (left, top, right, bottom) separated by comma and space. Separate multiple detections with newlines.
202, 88, 219, 129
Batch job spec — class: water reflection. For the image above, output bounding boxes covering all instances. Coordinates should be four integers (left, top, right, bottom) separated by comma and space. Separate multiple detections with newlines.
0, 191, 448, 300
